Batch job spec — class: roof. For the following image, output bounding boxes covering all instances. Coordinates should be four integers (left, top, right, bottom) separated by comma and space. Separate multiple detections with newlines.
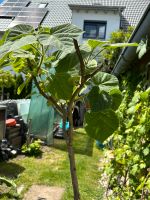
0, 0, 149, 31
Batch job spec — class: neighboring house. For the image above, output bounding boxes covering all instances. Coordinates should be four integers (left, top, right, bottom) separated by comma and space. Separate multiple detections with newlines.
112, 2, 150, 89
0, 0, 149, 41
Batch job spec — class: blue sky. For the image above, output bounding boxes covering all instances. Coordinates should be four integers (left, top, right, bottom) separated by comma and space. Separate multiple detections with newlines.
0, 0, 3, 3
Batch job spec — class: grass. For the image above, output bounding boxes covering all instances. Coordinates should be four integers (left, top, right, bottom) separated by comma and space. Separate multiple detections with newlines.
0, 128, 104, 200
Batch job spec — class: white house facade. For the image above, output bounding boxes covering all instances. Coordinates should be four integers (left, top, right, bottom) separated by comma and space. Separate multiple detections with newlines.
71, 7, 122, 40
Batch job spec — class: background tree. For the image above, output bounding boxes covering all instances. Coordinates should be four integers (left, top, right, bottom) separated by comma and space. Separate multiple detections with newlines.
0, 24, 137, 199
2, 73, 32, 99
0, 69, 14, 100
102, 27, 134, 72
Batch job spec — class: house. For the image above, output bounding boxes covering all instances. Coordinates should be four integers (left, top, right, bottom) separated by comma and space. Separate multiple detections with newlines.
0, 0, 149, 41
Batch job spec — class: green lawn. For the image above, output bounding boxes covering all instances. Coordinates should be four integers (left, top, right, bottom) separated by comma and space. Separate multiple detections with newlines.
0, 128, 103, 200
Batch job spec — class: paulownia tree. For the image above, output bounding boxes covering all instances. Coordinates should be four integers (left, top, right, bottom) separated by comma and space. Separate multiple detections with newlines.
0, 24, 137, 199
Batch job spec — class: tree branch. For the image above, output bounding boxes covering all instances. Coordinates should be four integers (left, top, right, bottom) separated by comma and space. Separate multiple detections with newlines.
73, 39, 85, 80
33, 76, 63, 116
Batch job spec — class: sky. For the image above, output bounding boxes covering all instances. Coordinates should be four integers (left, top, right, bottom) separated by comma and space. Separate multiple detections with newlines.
0, 0, 3, 3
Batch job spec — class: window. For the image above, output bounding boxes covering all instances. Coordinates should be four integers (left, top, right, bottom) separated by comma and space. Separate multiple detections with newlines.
83, 21, 106, 39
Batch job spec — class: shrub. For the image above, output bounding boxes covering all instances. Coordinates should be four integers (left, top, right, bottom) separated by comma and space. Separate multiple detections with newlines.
100, 78, 150, 199
21, 139, 42, 157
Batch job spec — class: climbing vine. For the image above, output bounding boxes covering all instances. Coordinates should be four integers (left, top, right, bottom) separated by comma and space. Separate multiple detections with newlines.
100, 73, 150, 199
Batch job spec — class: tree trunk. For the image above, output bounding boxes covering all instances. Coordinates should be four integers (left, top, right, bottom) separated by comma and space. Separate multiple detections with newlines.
67, 140, 80, 200
64, 110, 80, 200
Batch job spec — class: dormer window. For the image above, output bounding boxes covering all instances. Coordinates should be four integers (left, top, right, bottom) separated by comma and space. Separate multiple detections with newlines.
83, 21, 107, 39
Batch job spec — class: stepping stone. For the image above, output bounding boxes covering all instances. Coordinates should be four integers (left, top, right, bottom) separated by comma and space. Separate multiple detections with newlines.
23, 185, 65, 200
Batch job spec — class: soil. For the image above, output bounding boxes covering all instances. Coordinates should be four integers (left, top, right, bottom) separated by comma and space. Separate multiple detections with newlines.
23, 185, 65, 200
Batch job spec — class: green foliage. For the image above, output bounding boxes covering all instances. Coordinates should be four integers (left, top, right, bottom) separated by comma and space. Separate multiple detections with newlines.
103, 27, 134, 71
85, 72, 122, 142
4, 74, 32, 99
85, 110, 119, 142
21, 139, 42, 157
0, 69, 15, 88
100, 78, 150, 199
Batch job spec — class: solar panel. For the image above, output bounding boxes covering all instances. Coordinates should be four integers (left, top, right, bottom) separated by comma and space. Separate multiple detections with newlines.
7, 0, 28, 2
8, 8, 48, 29
18, 11, 46, 18
14, 16, 42, 23
2, 0, 30, 7
22, 7, 47, 13
0, 7, 22, 17
0, 0, 29, 17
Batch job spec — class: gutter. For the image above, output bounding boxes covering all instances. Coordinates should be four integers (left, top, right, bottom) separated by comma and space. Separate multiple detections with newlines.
69, 4, 125, 12
112, 3, 150, 76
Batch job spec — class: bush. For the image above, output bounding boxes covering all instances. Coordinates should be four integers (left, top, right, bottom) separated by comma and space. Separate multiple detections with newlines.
100, 78, 150, 199
102, 27, 134, 72
21, 139, 42, 157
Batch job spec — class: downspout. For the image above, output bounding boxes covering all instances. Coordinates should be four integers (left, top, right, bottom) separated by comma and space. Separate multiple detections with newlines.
112, 3, 150, 76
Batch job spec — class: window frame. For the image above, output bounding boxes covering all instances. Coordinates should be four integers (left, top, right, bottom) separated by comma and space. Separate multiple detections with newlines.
83, 20, 107, 39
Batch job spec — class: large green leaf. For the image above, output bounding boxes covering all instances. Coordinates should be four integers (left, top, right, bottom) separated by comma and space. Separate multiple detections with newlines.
104, 42, 138, 49
85, 59, 97, 74
92, 72, 119, 92
88, 39, 110, 49
109, 88, 122, 110
0, 35, 37, 60
7, 24, 34, 41
85, 110, 119, 142
10, 35, 37, 51
38, 34, 62, 49
55, 44, 90, 74
48, 73, 74, 100
38, 24, 83, 49
55, 51, 79, 73
0, 41, 12, 59
88, 86, 112, 112
12, 49, 35, 59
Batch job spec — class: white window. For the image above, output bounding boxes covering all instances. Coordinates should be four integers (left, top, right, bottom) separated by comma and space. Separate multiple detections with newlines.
83, 21, 107, 39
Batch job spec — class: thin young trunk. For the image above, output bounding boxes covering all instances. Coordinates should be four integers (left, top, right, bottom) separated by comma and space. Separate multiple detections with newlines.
64, 110, 80, 200
67, 138, 80, 200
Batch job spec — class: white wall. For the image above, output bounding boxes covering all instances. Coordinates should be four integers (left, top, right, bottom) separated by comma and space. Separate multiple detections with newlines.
71, 9, 121, 41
